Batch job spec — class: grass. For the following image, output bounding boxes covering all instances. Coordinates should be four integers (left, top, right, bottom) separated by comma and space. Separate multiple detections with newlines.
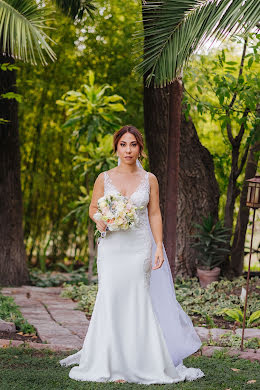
0, 347, 259, 390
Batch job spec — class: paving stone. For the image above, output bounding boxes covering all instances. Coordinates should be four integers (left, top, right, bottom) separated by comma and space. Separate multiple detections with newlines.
201, 346, 223, 357
202, 346, 260, 362
50, 310, 87, 324
194, 327, 209, 342
0, 319, 16, 332
0, 339, 75, 351
209, 328, 231, 341
235, 328, 260, 340
1, 286, 89, 349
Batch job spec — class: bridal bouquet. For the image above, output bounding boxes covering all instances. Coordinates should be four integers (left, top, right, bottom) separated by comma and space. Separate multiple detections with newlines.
94, 194, 142, 238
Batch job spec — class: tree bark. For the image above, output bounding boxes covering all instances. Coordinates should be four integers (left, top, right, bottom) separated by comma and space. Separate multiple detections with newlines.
144, 79, 219, 277
143, 83, 169, 218
176, 114, 220, 276
224, 145, 241, 231
230, 140, 260, 276
0, 54, 29, 286
164, 80, 182, 277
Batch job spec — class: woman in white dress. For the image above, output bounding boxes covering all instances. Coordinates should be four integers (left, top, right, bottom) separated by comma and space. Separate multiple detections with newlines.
60, 125, 204, 384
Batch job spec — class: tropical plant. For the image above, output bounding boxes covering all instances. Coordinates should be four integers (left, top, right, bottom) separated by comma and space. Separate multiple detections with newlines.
137, 0, 260, 276
58, 76, 125, 281
217, 308, 260, 327
0, 0, 95, 285
184, 36, 260, 275
139, 0, 260, 86
0, 0, 95, 64
191, 215, 231, 269
56, 71, 126, 145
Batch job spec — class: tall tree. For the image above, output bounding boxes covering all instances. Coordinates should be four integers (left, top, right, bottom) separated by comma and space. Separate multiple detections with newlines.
0, 0, 94, 285
231, 105, 260, 276
139, 0, 260, 276
184, 37, 259, 275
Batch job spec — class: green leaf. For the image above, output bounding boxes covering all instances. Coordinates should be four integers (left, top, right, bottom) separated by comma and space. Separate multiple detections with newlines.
247, 310, 260, 326
247, 56, 254, 68
0, 0, 56, 65
137, 0, 260, 86
1, 92, 22, 103
80, 186, 87, 195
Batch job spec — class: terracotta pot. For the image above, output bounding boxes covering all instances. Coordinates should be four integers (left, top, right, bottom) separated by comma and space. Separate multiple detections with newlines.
196, 266, 221, 288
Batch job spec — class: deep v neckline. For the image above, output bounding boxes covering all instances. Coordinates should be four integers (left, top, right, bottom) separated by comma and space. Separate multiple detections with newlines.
106, 170, 147, 201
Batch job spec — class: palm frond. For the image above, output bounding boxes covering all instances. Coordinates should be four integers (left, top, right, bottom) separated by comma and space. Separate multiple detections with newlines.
138, 0, 260, 86
0, 0, 56, 64
54, 0, 96, 20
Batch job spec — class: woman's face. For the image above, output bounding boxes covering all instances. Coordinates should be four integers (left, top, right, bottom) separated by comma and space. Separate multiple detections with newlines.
116, 132, 140, 165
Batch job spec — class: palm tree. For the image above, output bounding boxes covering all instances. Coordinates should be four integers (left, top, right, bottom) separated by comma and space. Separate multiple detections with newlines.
0, 0, 95, 286
138, 0, 260, 277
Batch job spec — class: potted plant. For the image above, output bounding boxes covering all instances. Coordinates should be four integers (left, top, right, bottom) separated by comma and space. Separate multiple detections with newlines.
191, 215, 230, 288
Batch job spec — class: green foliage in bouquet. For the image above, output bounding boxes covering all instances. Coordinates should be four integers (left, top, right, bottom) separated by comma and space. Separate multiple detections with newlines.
191, 215, 231, 270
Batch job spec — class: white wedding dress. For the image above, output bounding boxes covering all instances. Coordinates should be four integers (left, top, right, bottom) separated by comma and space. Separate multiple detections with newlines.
60, 169, 204, 384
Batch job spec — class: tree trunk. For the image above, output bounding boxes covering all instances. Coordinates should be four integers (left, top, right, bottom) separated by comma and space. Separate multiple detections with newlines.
224, 146, 241, 231
143, 82, 169, 218
143, 81, 180, 275
164, 80, 182, 277
231, 140, 260, 276
0, 54, 29, 286
176, 114, 220, 276
143, 78, 219, 277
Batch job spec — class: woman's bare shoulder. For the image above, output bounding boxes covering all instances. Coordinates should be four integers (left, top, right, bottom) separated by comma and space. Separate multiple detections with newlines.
147, 171, 158, 185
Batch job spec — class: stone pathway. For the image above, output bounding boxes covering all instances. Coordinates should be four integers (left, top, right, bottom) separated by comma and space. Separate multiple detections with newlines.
1, 286, 89, 350
1, 286, 259, 362
195, 326, 260, 342
201, 346, 260, 362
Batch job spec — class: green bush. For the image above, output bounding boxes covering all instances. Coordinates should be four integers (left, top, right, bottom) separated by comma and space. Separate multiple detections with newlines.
30, 268, 90, 287
0, 292, 36, 334
61, 282, 98, 316
208, 332, 259, 350
175, 276, 259, 327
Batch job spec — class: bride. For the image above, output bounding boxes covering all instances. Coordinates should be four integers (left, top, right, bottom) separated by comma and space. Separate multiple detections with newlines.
60, 125, 205, 384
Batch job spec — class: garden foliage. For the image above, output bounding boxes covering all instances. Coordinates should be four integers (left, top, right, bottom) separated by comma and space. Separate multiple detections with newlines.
0, 292, 36, 334
61, 277, 260, 328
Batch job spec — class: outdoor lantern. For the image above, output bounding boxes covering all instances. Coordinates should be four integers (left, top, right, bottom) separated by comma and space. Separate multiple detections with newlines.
246, 176, 260, 208
241, 176, 260, 351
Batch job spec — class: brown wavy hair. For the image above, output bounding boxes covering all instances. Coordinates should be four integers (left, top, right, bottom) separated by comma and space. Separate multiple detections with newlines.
113, 125, 147, 160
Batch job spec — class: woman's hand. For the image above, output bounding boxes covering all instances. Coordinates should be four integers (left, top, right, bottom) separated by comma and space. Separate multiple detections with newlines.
95, 220, 107, 233
152, 245, 164, 270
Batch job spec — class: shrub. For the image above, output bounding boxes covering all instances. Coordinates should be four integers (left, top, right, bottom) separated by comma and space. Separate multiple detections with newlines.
0, 293, 36, 334
190, 215, 230, 270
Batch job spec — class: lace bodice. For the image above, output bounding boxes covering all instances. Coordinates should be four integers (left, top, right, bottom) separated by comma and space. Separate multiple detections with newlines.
103, 170, 150, 231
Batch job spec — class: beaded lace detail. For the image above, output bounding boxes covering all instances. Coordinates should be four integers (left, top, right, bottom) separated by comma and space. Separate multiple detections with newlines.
103, 170, 152, 289
103, 170, 150, 231
143, 256, 153, 289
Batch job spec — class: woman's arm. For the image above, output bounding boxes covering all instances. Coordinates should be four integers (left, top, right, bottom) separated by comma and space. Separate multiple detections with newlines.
89, 173, 107, 232
147, 173, 164, 270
